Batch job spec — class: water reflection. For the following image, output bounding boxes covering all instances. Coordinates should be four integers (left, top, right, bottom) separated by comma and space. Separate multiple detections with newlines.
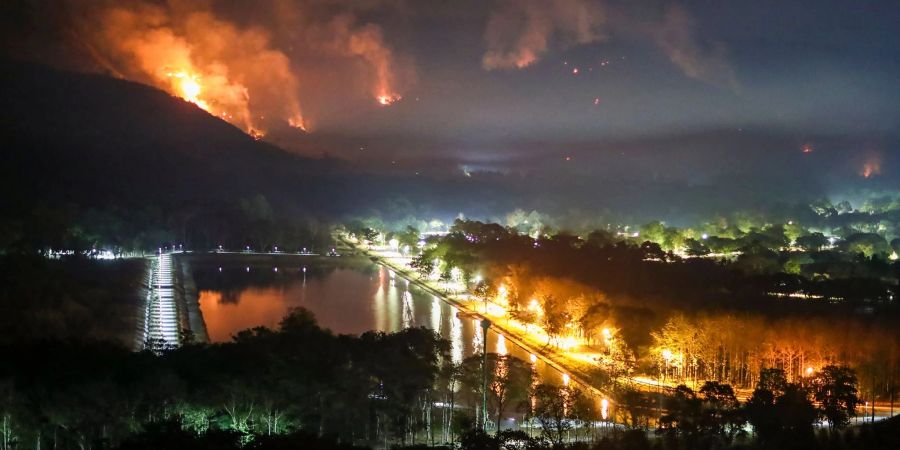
194, 259, 560, 380
450, 306, 463, 364
496, 334, 507, 355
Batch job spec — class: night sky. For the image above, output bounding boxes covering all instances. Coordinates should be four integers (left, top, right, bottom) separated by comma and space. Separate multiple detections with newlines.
3, 0, 898, 215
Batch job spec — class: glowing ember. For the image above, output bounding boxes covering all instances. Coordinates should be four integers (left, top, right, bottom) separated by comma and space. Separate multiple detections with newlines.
377, 94, 401, 106
802, 144, 814, 153
167, 71, 209, 111
248, 128, 265, 140
288, 115, 307, 131
861, 158, 881, 178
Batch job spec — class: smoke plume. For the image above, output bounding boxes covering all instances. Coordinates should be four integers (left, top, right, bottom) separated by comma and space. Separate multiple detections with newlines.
56, 0, 412, 136
482, 0, 739, 90
651, 5, 740, 91
319, 14, 406, 105
73, 1, 305, 136
482, 0, 607, 70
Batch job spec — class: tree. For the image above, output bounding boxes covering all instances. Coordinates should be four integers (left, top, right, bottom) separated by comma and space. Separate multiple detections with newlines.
658, 385, 701, 444
699, 381, 744, 445
840, 233, 891, 258
746, 369, 816, 447
617, 389, 654, 430
813, 365, 859, 429
486, 355, 532, 430
796, 232, 829, 252
734, 243, 781, 274
459, 354, 532, 431
639, 221, 666, 245
531, 383, 582, 445
683, 238, 710, 256
585, 230, 617, 248
410, 253, 435, 278
396, 226, 421, 250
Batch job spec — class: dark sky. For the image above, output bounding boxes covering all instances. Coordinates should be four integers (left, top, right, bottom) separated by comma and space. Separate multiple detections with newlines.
3, 0, 898, 220
299, 0, 899, 150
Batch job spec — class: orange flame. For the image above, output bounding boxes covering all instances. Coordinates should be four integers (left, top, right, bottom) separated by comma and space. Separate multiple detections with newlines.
861, 159, 881, 178
88, 4, 308, 140
376, 93, 401, 106
167, 71, 210, 111
288, 115, 307, 131
248, 128, 265, 140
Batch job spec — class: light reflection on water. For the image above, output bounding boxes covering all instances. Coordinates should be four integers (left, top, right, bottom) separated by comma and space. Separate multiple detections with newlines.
196, 261, 560, 380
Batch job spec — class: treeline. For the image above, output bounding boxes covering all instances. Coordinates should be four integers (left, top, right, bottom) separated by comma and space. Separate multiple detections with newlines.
0, 195, 335, 256
1, 305, 896, 450
649, 314, 899, 395
412, 220, 898, 308
0, 309, 449, 449
0, 307, 609, 450
396, 220, 899, 397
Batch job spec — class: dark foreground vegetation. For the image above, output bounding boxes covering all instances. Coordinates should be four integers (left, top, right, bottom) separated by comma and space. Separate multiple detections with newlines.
1, 307, 896, 450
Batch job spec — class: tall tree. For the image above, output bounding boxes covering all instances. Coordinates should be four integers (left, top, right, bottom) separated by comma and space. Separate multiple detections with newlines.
813, 365, 860, 429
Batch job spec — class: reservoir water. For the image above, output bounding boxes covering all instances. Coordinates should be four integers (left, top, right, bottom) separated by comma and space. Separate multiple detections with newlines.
187, 253, 566, 384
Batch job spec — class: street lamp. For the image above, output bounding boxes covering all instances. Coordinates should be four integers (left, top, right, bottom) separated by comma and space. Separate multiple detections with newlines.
481, 318, 491, 431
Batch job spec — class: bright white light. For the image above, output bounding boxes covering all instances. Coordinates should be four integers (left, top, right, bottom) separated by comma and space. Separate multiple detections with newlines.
530, 354, 537, 364
496, 334, 507, 355
601, 398, 609, 420
701, 233, 709, 240
562, 373, 570, 386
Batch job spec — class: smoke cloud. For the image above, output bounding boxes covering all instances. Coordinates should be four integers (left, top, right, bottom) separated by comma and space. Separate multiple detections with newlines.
74, 1, 304, 136
481, 0, 739, 90
60, 0, 412, 136
482, 0, 607, 70
651, 5, 740, 91
317, 14, 407, 105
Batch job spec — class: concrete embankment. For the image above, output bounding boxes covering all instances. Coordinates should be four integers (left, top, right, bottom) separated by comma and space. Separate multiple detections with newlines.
173, 255, 209, 344
138, 253, 209, 351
